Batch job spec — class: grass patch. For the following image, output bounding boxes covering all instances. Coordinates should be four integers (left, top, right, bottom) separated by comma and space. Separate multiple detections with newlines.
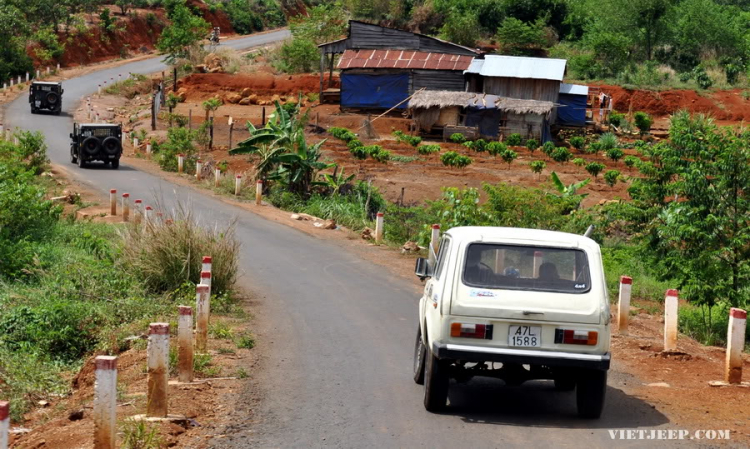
104, 74, 151, 99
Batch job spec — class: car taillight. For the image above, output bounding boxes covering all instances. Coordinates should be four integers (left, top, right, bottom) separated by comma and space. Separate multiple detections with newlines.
450, 323, 493, 339
554, 329, 598, 345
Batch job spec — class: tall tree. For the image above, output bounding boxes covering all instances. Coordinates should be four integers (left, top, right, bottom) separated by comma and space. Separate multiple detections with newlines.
156, 0, 210, 64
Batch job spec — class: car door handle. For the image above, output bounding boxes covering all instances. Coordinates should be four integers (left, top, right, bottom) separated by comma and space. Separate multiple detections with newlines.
522, 311, 544, 315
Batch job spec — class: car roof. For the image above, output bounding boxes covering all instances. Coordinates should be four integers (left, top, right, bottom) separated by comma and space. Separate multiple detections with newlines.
444, 226, 598, 251
31, 81, 62, 86
79, 123, 120, 127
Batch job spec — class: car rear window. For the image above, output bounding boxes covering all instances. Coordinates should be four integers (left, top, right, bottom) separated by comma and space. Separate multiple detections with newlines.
462, 243, 591, 294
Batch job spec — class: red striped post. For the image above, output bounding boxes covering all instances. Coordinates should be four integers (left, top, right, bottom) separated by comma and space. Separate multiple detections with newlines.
133, 199, 142, 225
726, 308, 747, 384
618, 276, 633, 334
664, 289, 679, 351
195, 285, 210, 352
202, 256, 212, 275
93, 356, 117, 449
214, 168, 221, 188
235, 174, 242, 196
255, 180, 263, 205
196, 159, 202, 181
147, 323, 170, 417
109, 189, 117, 216
0, 400, 8, 449
121, 193, 130, 222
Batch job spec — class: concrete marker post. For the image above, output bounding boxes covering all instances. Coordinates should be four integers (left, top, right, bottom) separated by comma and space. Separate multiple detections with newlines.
133, 137, 139, 149
214, 168, 221, 188
196, 159, 202, 180
202, 256, 212, 275
725, 308, 747, 384
147, 323, 170, 418
36, 69, 40, 79
93, 356, 117, 449
195, 285, 210, 353
25, 72, 29, 83
428, 224, 440, 265
134, 199, 142, 224
56, 63, 60, 72
146, 142, 152, 155
375, 212, 384, 243
144, 206, 153, 229
255, 180, 263, 205
109, 189, 117, 216
46, 67, 50, 75
177, 154, 184, 174
98, 84, 101, 95
235, 174, 242, 196
200, 271, 212, 299
618, 276, 633, 335
0, 400, 8, 449
122, 193, 130, 222
177, 306, 194, 383
664, 289, 679, 351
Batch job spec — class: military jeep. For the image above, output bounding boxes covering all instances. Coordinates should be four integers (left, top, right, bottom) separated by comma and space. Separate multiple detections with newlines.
70, 123, 122, 169
29, 81, 64, 114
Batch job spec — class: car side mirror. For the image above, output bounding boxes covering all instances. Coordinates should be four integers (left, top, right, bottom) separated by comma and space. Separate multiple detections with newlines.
69, 133, 73, 139
415, 257, 433, 280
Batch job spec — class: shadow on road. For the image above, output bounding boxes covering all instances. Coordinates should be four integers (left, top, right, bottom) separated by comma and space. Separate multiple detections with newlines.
77, 163, 137, 171
442, 378, 669, 430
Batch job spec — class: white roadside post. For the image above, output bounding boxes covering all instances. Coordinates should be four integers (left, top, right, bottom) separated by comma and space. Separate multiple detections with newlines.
98, 84, 101, 95
234, 174, 242, 196
195, 285, 210, 353
202, 256, 212, 275
56, 63, 60, 72
93, 356, 117, 449
428, 224, 440, 265
195, 159, 202, 181
36, 69, 40, 79
46, 67, 49, 75
214, 168, 221, 188
375, 212, 384, 243
122, 193, 130, 222
201, 271, 212, 299
177, 154, 184, 174
133, 199, 143, 224
133, 137, 139, 149
178, 306, 194, 383
255, 180, 263, 205
532, 250, 544, 277
146, 142, 152, 155
25, 72, 29, 83
618, 276, 633, 335
725, 308, 747, 384
109, 189, 117, 216
144, 206, 153, 228
0, 400, 8, 449
147, 323, 170, 418
663, 289, 679, 351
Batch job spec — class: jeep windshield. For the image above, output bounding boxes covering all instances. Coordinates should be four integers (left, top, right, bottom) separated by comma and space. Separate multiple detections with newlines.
462, 243, 591, 294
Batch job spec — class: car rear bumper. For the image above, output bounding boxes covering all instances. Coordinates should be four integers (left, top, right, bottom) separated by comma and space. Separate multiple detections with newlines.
433, 342, 610, 370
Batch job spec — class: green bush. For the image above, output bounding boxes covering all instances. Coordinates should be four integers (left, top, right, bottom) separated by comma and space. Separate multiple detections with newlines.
417, 144, 440, 154
328, 127, 357, 142
486, 141, 507, 157
569, 136, 585, 151
551, 147, 572, 163
605, 147, 624, 164
599, 132, 618, 151
623, 155, 640, 169
541, 141, 555, 157
608, 112, 626, 127
529, 160, 546, 177
505, 133, 523, 146
347, 139, 363, 150
586, 162, 606, 178
526, 139, 539, 152
224, 0, 263, 34
440, 151, 472, 168
586, 141, 603, 155
367, 146, 391, 163
573, 157, 586, 167
633, 111, 653, 135
349, 145, 368, 160
472, 139, 487, 152
449, 133, 466, 143
156, 127, 198, 173
277, 38, 319, 73
603, 169, 621, 187
392, 130, 422, 147
500, 149, 518, 168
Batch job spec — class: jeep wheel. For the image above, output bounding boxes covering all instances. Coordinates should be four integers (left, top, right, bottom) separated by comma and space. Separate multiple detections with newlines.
77, 151, 86, 168
111, 158, 120, 169
576, 369, 607, 419
423, 346, 449, 412
554, 373, 576, 391
413, 325, 426, 385
70, 147, 77, 164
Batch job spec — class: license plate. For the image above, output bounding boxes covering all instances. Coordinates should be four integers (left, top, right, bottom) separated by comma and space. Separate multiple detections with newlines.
508, 325, 541, 347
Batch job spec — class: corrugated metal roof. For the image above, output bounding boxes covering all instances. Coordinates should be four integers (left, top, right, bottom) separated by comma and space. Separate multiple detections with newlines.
560, 83, 588, 95
338, 49, 473, 71
464, 55, 566, 81
465, 59, 484, 74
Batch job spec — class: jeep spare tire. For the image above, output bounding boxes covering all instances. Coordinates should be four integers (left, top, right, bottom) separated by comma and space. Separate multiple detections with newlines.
102, 136, 120, 155
46, 92, 59, 105
82, 136, 100, 155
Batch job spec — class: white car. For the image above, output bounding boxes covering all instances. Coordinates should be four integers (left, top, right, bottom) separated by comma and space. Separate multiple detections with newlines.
413, 227, 611, 418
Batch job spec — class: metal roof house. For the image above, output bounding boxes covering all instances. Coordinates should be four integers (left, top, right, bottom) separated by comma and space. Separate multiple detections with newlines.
318, 21, 478, 110
557, 83, 590, 127
465, 55, 566, 102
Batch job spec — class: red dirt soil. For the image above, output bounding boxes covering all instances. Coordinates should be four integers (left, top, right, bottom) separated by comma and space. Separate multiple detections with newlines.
594, 83, 750, 121
31, 3, 234, 68
179, 73, 340, 99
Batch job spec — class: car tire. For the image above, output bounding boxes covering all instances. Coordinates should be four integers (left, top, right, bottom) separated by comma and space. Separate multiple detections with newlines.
77, 151, 86, 168
554, 376, 576, 391
576, 369, 607, 419
70, 146, 77, 164
423, 346, 449, 412
111, 158, 120, 169
413, 325, 426, 385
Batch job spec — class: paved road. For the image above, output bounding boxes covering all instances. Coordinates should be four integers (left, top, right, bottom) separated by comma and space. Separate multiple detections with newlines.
5, 31, 685, 448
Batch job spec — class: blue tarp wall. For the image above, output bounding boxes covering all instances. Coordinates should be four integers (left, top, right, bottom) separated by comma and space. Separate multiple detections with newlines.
341, 73, 409, 109
465, 107, 502, 137
557, 93, 587, 126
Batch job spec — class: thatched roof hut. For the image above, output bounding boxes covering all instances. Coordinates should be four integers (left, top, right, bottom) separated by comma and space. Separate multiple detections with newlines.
409, 90, 553, 115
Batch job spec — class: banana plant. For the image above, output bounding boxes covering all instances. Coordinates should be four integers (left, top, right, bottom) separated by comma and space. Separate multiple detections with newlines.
320, 167, 355, 195
550, 171, 591, 199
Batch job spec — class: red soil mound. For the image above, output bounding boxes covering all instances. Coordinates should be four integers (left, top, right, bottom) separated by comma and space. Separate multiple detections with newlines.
594, 83, 750, 121
179, 73, 340, 99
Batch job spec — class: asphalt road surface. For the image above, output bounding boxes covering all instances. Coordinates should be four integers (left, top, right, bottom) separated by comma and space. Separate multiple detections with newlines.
5, 31, 688, 448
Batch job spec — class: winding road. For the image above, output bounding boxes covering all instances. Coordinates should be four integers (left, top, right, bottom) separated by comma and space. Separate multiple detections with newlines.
4, 30, 685, 448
